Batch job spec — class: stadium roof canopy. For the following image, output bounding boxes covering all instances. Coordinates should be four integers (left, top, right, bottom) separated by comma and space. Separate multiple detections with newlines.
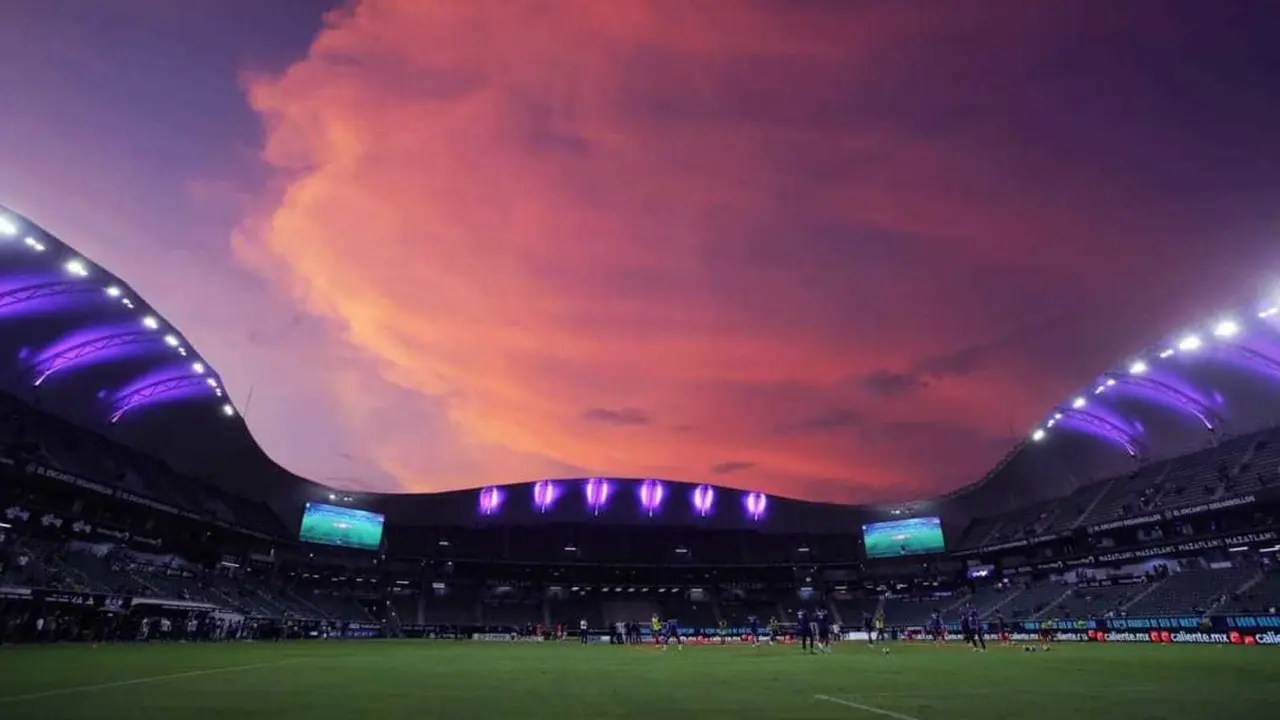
949, 289, 1280, 514
6, 203, 1280, 521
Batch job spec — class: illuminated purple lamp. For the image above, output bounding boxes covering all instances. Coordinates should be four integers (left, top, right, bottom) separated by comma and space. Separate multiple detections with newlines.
478, 486, 504, 516
532, 480, 559, 513
744, 491, 768, 521
584, 477, 611, 515
638, 479, 665, 516
691, 484, 715, 517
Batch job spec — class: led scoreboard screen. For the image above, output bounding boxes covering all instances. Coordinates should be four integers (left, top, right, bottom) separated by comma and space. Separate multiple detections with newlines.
862, 516, 946, 559
299, 502, 385, 551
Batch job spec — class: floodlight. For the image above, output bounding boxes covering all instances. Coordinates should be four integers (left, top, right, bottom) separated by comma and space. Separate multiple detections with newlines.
163, 334, 180, 347
206, 377, 218, 388
1128, 360, 1148, 375
1071, 396, 1086, 409
1212, 320, 1239, 338
23, 237, 45, 252
1158, 348, 1175, 358
221, 403, 235, 417
1045, 418, 1056, 428
1260, 307, 1279, 318
121, 298, 134, 309
0, 215, 17, 236
105, 286, 122, 297
141, 315, 160, 330
191, 361, 206, 374
1094, 385, 1106, 395
63, 258, 89, 277
1177, 335, 1202, 351
1053, 412, 1063, 420
1030, 428, 1046, 442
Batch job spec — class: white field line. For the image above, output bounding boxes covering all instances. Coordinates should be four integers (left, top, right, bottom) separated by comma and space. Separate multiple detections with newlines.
0, 659, 298, 704
815, 694, 925, 720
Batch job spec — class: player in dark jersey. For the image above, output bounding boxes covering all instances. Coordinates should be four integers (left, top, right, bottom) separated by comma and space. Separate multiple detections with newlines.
966, 606, 986, 651
863, 611, 875, 646
748, 615, 760, 647
992, 610, 1010, 646
718, 618, 728, 645
816, 609, 832, 653
928, 610, 944, 644
663, 617, 683, 652
796, 610, 811, 653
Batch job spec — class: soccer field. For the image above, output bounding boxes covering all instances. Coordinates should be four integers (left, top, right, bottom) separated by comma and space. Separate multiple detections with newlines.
0, 640, 1276, 720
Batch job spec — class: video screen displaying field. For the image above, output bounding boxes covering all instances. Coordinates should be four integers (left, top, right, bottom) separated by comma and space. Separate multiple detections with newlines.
299, 503, 385, 550
862, 516, 946, 558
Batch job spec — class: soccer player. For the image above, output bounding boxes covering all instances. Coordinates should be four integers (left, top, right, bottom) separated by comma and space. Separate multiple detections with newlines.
863, 611, 875, 646
663, 617, 683, 651
1039, 618, 1054, 651
966, 605, 986, 652
928, 609, 944, 644
579, 618, 589, 644
748, 615, 760, 647
816, 609, 832, 653
874, 611, 886, 643
650, 614, 663, 646
718, 618, 728, 645
796, 609, 811, 653
993, 611, 1010, 646
768, 616, 780, 645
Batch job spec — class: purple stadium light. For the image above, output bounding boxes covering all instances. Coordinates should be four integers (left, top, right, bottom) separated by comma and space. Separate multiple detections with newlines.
29, 328, 159, 386
744, 492, 768, 521
584, 478, 611, 515
692, 484, 715, 517
109, 368, 219, 423
533, 480, 559, 513
638, 479, 665, 516
0, 279, 101, 318
478, 486, 504, 516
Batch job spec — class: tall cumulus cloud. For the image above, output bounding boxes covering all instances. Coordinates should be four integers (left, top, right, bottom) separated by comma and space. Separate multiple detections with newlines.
235, 0, 1280, 502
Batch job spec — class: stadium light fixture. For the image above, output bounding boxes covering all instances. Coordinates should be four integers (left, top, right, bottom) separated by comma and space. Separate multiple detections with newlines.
191, 361, 205, 374
1212, 319, 1240, 338
1071, 396, 1087, 409
23, 237, 45, 252
221, 403, 235, 417
1128, 360, 1148, 375
0, 215, 17, 235
122, 298, 134, 309
163, 334, 180, 347
1158, 348, 1175, 358
1177, 335, 1202, 352
63, 258, 89, 277
1106, 378, 1116, 387
205, 377, 218, 388
141, 315, 160, 330
1045, 418, 1056, 428
1053, 412, 1063, 420
1260, 307, 1279, 318
1094, 384, 1106, 395
105, 285, 122, 298
1030, 428, 1046, 442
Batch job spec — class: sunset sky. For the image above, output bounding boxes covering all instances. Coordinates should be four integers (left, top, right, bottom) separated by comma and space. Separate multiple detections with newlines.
1, 0, 1278, 503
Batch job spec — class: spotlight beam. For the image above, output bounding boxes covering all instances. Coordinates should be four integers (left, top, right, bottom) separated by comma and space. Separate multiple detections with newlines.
110, 375, 211, 423
29, 330, 158, 385
1102, 372, 1220, 430
1057, 408, 1144, 458
0, 281, 98, 312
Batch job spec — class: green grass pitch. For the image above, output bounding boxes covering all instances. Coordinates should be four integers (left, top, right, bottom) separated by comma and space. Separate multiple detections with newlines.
1, 640, 1276, 720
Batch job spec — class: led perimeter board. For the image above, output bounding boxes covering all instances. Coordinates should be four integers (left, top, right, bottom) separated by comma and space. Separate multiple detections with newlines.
862, 516, 945, 559
299, 502, 385, 551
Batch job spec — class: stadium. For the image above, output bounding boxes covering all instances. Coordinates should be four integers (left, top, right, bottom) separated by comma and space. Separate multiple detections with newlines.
2, 202, 1279, 718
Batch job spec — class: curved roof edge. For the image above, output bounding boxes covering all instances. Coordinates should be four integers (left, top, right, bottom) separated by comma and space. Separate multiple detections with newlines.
0, 204, 238, 424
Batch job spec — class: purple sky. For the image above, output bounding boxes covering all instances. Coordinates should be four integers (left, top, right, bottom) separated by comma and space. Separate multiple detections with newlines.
2, 0, 1279, 503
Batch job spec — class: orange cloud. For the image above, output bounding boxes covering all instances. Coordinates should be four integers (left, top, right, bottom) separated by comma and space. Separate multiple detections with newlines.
235, 0, 1252, 502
